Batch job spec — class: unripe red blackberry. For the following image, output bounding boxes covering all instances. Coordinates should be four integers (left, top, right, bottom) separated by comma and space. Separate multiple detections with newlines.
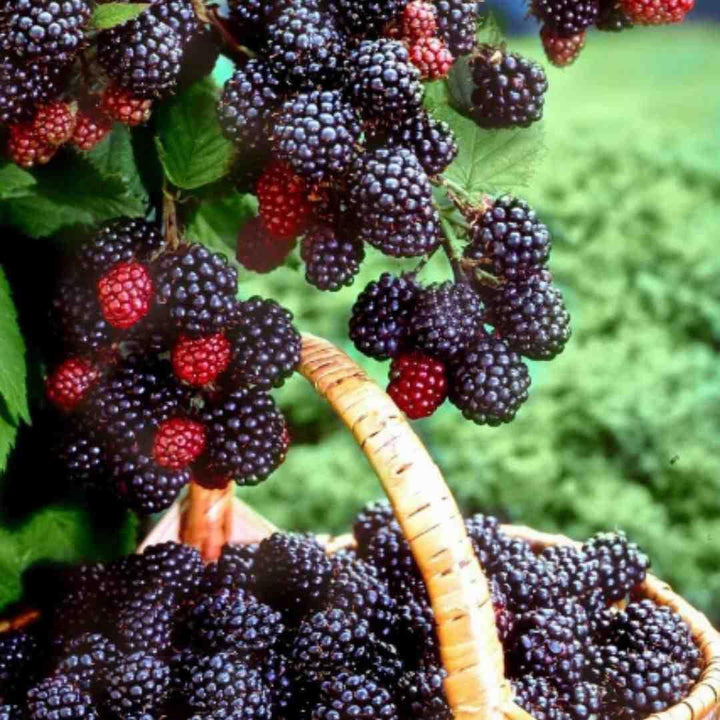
257, 161, 313, 241
541, 26, 586, 67
26, 674, 97, 720
30, 101, 75, 146
533, 0, 600, 35
152, 417, 206, 469
72, 111, 113, 151
402, 1, 438, 40
409, 37, 455, 80
7, 122, 56, 168
171, 332, 232, 387
333, 0, 403, 35
470, 48, 548, 129
301, 225, 365, 292
97, 261, 154, 330
100, 83, 152, 126
436, 0, 478, 55
449, 334, 531, 426
387, 351, 448, 420
46, 357, 100, 411
621, 0, 693, 24
0, 56, 66, 125
236, 217, 296, 274
105, 652, 170, 717
312, 672, 398, 720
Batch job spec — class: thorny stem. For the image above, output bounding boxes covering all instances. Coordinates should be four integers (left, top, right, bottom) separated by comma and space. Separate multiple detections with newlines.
163, 185, 181, 251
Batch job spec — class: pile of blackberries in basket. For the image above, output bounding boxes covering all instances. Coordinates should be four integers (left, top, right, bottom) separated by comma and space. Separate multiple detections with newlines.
45, 217, 300, 515
0, 503, 701, 720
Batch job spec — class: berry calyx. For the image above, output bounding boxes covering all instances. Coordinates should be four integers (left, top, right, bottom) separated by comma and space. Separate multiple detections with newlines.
72, 111, 113, 151
97, 261, 154, 330
540, 27, 586, 67
387, 351, 448, 420
152, 417, 206, 469
256, 161, 313, 241
171, 332, 232, 387
236, 217, 296, 274
31, 102, 76, 146
7, 122, 56, 168
402, 1, 438, 40
100, 83, 153, 126
46, 358, 100, 411
409, 37, 454, 80
621, 0, 693, 24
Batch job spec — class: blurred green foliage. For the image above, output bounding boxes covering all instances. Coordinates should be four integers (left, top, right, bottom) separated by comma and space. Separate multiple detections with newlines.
234, 26, 720, 620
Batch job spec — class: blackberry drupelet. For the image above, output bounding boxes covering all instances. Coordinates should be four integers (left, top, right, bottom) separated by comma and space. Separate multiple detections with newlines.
397, 666, 451, 720
512, 675, 568, 720
436, 0, 478, 55
154, 243, 239, 337
56, 422, 108, 492
385, 110, 458, 177
256, 159, 313, 241
349, 147, 440, 258
273, 89, 362, 182
227, 297, 301, 391
597, 0, 634, 30
150, 0, 199, 45
0, 631, 37, 702
301, 225, 365, 292
333, 0, 403, 35
100, 82, 153, 126
217, 60, 281, 150
410, 282, 484, 361
532, 0, 600, 35
97, 13, 182, 99
465, 196, 551, 282
394, 578, 438, 663
403, 1, 439, 40
204, 543, 259, 591
583, 531, 650, 603
96, 260, 154, 330
2, 0, 90, 63
26, 674, 97, 720
348, 39, 423, 121
236, 217, 296, 274
349, 273, 420, 361
51, 564, 109, 642
489, 271, 571, 361
0, 56, 65, 125
46, 358, 99, 412
408, 36, 455, 80
312, 672, 398, 720
6, 120, 56, 168
77, 218, 162, 278
352, 500, 394, 550
116, 583, 178, 654
140, 542, 204, 597
105, 652, 171, 717
448, 335, 531, 426
470, 48, 548, 129
55, 633, 118, 693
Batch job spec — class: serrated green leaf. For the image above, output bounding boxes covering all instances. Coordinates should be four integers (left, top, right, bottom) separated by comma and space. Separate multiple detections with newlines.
0, 162, 36, 200
0, 413, 19, 475
90, 2, 149, 29
155, 79, 233, 190
0, 268, 28, 426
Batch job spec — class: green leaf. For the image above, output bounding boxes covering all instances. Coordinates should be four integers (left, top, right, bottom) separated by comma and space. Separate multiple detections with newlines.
0, 162, 36, 200
155, 79, 234, 190
0, 268, 28, 426
0, 414, 19, 475
90, 2, 149, 29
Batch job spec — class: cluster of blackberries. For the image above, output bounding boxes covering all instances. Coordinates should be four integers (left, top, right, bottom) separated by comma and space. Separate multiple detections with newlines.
0, 504, 700, 719
349, 195, 571, 424
532, 0, 694, 68
0, 0, 204, 167
45, 216, 300, 514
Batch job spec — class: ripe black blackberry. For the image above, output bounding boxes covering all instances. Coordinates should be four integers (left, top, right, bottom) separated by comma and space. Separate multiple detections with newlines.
513, 675, 567, 720
55, 633, 118, 693
385, 110, 458, 177
116, 583, 178, 654
470, 48, 548, 129
2, 0, 90, 63
187, 586, 284, 655
436, 0, 478, 56
0, 56, 66, 125
349, 147, 440, 258
226, 297, 301, 391
562, 683, 606, 720
199, 388, 287, 486
349, 39, 423, 121
150, 0, 199, 45
493, 557, 562, 614
217, 60, 281, 150
465, 196, 552, 282
105, 652, 171, 717
0, 631, 38, 702
489, 271, 571, 361
362, 523, 422, 594
51, 566, 109, 643
139, 542, 204, 598
582, 531, 650, 603
352, 499, 394, 550
539, 545, 599, 600
301, 225, 365, 292
596, 0, 633, 30
464, 513, 506, 570
349, 273, 420, 361
397, 666, 451, 720
273, 90, 362, 182
0, 705, 23, 720
77, 218, 162, 278
265, 4, 346, 88
56, 421, 108, 493
204, 543, 259, 591
410, 282, 484, 361
184, 651, 271, 717
394, 579, 439, 663
26, 674, 96, 720
154, 243, 239, 337
533, 0, 600, 34
312, 672, 398, 720
227, 0, 264, 47
333, 0, 403, 35
448, 335, 531, 426
97, 13, 182, 99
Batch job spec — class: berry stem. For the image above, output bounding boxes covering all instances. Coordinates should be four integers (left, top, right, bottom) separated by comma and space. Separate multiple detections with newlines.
162, 185, 181, 251
204, 5, 258, 63
440, 216, 469, 284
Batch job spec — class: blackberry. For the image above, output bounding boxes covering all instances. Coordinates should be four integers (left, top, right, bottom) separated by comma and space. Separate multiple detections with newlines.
264, 651, 294, 720
26, 675, 97, 720
385, 110, 458, 177
227, 0, 264, 46
55, 633, 118, 693
56, 420, 108, 492
217, 60, 282, 150
470, 48, 548, 129
583, 531, 650, 603
199, 388, 287, 486
493, 557, 561, 614
353, 500, 394, 550
140, 542, 204, 598
349, 147, 440, 258
533, 0, 600, 34
301, 225, 365, 292
597, 0, 633, 30
97, 13, 182, 99
362, 524, 421, 594
349, 273, 420, 361
0, 631, 37, 702
464, 513, 505, 570
204, 543, 259, 591
253, 533, 334, 615
184, 652, 271, 717
0, 706, 22, 720
154, 243, 239, 337
265, 4, 346, 88
349, 39, 423, 121
116, 583, 179, 654
448, 335, 531, 426
465, 196, 552, 282
540, 26, 586, 67
397, 667, 451, 720
273, 89, 362, 182
491, 578, 517, 644
2, 0, 90, 63
187, 586, 284, 655
105, 652, 171, 717
539, 545, 599, 600
0, 56, 66, 125
150, 0, 199, 45
51, 564, 109, 641
512, 675, 568, 720
436, 0, 478, 56
394, 579, 438, 662
227, 297, 301, 391
312, 672, 398, 720
333, 0, 403, 35
77, 218, 163, 278
387, 350, 448, 420
410, 281, 484, 361
489, 271, 571, 361
562, 683, 606, 720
